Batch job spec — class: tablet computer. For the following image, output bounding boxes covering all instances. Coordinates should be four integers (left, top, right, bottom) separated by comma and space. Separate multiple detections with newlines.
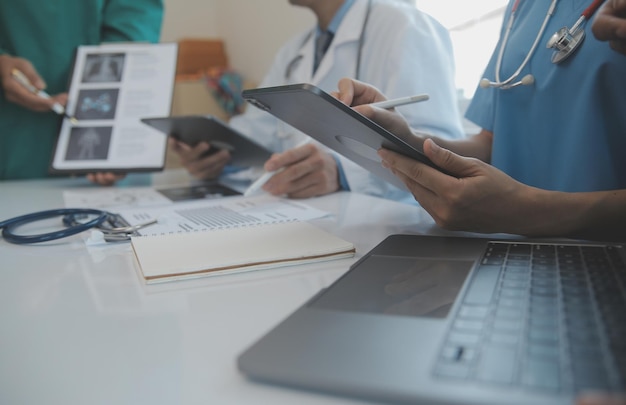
241, 83, 443, 191
141, 115, 272, 169
156, 182, 240, 201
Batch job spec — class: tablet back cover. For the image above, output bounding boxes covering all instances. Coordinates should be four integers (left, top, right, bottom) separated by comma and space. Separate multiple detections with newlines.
141, 115, 272, 169
242, 84, 439, 190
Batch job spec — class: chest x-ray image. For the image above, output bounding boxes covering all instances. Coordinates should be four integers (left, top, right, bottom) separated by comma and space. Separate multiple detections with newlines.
82, 53, 125, 83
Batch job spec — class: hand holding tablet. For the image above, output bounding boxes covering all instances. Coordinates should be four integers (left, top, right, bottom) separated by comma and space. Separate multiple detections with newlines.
242, 84, 444, 191
141, 115, 272, 169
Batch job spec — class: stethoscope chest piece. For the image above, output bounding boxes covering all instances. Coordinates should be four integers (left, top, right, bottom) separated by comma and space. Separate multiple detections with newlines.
547, 26, 586, 64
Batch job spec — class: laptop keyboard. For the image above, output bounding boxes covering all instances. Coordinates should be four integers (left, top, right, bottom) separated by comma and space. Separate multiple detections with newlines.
434, 241, 626, 394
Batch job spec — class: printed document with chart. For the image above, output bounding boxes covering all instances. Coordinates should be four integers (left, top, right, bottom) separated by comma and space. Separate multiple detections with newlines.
50, 42, 178, 174
119, 195, 356, 284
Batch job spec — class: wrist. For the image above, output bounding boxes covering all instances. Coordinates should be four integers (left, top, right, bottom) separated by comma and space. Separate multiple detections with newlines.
535, 189, 575, 236
525, 189, 624, 239
500, 187, 565, 237
332, 155, 350, 191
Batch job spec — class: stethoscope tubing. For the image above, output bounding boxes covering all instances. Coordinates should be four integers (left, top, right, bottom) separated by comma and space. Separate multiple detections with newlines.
493, 0, 558, 88
284, 0, 371, 82
484, 0, 604, 89
0, 208, 110, 244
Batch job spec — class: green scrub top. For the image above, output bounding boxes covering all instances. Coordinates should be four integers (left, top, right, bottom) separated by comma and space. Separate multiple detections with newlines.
0, 0, 163, 180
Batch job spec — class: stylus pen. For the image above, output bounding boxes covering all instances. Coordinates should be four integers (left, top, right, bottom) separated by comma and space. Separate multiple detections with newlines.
243, 169, 282, 197
369, 94, 429, 109
11, 69, 78, 124
243, 139, 309, 197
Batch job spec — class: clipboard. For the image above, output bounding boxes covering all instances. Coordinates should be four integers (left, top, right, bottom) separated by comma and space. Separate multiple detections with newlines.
242, 83, 446, 190
49, 43, 178, 174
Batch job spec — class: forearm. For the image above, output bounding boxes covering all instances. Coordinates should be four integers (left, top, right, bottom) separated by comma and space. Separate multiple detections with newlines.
421, 129, 493, 162
523, 188, 626, 241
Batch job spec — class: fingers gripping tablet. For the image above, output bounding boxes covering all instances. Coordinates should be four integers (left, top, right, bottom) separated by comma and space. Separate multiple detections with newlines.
141, 115, 272, 169
241, 84, 447, 190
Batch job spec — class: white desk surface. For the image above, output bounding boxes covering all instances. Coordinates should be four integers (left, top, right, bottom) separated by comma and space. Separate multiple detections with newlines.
0, 171, 462, 405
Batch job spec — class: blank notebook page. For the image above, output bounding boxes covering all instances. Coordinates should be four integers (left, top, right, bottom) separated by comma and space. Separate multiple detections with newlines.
131, 221, 355, 284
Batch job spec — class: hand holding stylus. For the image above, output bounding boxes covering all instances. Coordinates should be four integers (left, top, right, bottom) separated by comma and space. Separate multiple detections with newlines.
244, 140, 341, 199
10, 68, 77, 123
244, 140, 309, 198
0, 55, 74, 119
244, 169, 283, 197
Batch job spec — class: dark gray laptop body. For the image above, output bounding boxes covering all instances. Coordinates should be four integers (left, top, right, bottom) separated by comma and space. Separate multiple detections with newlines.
238, 234, 626, 405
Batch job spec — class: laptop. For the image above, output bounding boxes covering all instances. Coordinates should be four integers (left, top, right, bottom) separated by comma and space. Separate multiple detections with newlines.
238, 234, 626, 405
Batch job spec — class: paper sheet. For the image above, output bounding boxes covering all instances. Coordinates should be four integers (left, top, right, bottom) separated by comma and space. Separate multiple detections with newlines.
115, 194, 331, 236
63, 187, 172, 209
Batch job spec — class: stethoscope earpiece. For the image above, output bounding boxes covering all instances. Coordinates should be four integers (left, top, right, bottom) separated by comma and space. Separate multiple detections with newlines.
479, 78, 492, 89
480, 74, 534, 89
520, 74, 535, 86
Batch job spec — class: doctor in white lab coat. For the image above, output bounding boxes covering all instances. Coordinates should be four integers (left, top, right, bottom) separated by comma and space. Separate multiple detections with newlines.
173, 0, 464, 203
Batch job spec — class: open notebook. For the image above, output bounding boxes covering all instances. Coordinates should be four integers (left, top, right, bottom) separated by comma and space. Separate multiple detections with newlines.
131, 221, 355, 284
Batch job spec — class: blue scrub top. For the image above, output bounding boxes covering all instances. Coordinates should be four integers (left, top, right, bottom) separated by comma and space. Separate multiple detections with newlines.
466, 0, 626, 193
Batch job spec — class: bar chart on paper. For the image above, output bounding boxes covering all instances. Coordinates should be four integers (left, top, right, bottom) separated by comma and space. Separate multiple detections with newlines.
116, 195, 330, 236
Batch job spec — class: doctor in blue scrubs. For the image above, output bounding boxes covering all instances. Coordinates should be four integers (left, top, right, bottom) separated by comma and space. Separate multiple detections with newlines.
335, 0, 626, 242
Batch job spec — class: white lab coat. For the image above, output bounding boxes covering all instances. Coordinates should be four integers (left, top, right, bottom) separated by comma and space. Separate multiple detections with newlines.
230, 0, 463, 203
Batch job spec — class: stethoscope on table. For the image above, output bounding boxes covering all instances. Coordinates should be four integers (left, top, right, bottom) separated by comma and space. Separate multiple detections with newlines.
480, 0, 606, 90
0, 208, 156, 244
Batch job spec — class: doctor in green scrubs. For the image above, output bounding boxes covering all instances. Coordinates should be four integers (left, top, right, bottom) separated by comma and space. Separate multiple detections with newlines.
0, 0, 163, 183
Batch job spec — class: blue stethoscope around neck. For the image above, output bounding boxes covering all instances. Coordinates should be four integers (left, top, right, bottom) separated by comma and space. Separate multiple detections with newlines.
480, 0, 606, 90
283, 0, 372, 81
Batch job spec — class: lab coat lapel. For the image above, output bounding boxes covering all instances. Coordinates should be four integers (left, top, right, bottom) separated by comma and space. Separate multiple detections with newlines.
312, 0, 368, 82
287, 31, 315, 84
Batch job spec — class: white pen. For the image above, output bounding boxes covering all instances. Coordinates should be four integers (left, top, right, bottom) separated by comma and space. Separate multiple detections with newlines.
369, 94, 429, 109
243, 169, 282, 197
243, 139, 309, 197
11, 68, 78, 124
